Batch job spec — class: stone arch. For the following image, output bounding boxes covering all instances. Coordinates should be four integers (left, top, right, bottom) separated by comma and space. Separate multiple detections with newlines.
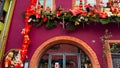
30, 36, 100, 68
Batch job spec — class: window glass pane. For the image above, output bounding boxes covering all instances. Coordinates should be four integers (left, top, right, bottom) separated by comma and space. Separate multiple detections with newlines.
39, 0, 44, 6
52, 55, 63, 68
76, 0, 80, 6
46, 0, 53, 10
87, 0, 96, 6
66, 55, 78, 68
102, 0, 109, 7
75, 0, 85, 10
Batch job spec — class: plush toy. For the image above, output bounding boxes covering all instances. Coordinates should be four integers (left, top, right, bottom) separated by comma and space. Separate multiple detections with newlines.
4, 50, 23, 68
13, 50, 23, 68
5, 51, 14, 68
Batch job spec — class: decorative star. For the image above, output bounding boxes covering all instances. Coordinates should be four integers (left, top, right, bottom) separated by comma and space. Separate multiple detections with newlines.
100, 29, 112, 43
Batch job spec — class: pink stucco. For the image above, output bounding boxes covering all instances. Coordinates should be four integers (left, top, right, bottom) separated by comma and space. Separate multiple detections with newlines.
4, 0, 120, 68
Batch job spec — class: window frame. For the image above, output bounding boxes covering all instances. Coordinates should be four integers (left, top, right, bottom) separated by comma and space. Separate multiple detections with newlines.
106, 40, 120, 68
72, 0, 96, 9
39, 0, 99, 11
72, 0, 101, 12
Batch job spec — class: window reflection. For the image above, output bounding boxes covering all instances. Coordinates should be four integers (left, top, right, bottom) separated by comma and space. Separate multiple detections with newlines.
46, 0, 52, 10
39, 0, 53, 10
39, 0, 44, 6
110, 43, 120, 68
75, 0, 85, 10
87, 0, 96, 6
76, 0, 80, 6
75, 0, 96, 6
76, 0, 85, 5
102, 0, 109, 7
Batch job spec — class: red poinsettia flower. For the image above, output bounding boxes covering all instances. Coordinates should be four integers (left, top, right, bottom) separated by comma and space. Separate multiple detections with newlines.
30, 10, 35, 14
25, 12, 30, 17
22, 44, 28, 50
93, 9, 99, 14
25, 23, 32, 29
81, 11, 87, 16
43, 17, 48, 22
21, 27, 30, 36
80, 0, 82, 2
30, 0, 37, 4
84, 4, 91, 8
100, 12, 108, 18
70, 9, 82, 16
26, 7, 31, 13
23, 35, 31, 45
24, 18, 29, 23
56, 11, 60, 17
36, 13, 41, 18
20, 49, 27, 61
79, 5, 83, 10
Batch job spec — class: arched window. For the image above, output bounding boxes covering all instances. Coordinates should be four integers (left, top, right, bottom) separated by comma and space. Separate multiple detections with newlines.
38, 43, 92, 68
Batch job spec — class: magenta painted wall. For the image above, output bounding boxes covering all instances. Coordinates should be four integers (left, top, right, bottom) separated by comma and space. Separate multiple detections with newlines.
55, 0, 72, 9
4, 0, 120, 68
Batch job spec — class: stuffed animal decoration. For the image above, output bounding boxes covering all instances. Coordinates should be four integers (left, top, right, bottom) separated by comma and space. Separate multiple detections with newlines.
4, 49, 23, 68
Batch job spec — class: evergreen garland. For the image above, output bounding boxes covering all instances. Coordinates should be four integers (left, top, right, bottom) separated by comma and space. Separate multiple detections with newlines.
24, 1, 120, 31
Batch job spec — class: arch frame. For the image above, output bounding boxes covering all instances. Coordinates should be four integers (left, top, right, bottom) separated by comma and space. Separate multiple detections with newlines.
30, 36, 100, 68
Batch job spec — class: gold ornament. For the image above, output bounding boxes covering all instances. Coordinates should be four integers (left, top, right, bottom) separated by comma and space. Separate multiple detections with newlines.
85, 18, 88, 22
75, 21, 80, 26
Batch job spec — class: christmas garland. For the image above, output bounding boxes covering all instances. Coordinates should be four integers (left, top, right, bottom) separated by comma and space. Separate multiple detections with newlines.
24, 0, 120, 30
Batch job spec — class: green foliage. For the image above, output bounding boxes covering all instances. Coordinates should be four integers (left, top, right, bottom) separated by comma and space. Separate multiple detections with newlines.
115, 17, 120, 23
26, 11, 120, 30
45, 20, 57, 28
100, 18, 110, 24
